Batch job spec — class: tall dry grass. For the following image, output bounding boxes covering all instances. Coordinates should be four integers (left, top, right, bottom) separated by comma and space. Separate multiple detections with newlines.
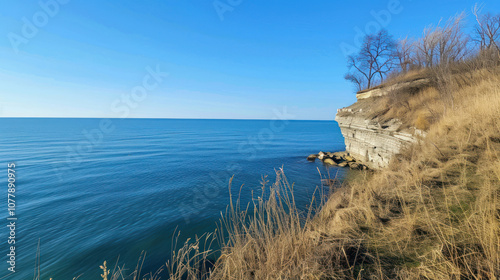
316, 66, 500, 279
211, 171, 328, 279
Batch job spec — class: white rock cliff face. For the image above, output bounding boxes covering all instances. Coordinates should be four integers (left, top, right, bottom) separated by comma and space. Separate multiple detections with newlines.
335, 85, 426, 169
335, 111, 417, 169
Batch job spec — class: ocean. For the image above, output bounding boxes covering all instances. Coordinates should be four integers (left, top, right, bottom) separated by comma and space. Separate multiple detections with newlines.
0, 118, 347, 279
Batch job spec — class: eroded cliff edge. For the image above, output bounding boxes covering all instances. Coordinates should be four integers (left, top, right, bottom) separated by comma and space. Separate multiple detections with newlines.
335, 81, 427, 169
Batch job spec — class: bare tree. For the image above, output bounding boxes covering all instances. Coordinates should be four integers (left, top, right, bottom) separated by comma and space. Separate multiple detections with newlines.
416, 13, 469, 67
396, 36, 416, 72
416, 26, 440, 67
437, 12, 470, 66
371, 30, 398, 83
344, 72, 365, 92
473, 4, 500, 54
345, 29, 397, 90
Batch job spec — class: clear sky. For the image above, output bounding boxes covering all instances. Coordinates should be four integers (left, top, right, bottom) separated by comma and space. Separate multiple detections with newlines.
1, 0, 499, 120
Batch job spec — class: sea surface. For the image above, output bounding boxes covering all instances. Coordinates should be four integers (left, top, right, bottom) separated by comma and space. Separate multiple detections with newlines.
0, 118, 347, 279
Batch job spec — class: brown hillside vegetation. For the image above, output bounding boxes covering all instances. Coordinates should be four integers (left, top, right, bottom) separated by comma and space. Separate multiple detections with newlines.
314, 66, 500, 279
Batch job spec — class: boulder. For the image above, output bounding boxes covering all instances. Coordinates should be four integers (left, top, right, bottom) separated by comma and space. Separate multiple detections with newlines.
333, 151, 348, 158
318, 151, 326, 160
332, 155, 343, 163
307, 154, 318, 162
344, 155, 355, 162
309, 151, 368, 169
338, 162, 348, 167
323, 158, 336, 166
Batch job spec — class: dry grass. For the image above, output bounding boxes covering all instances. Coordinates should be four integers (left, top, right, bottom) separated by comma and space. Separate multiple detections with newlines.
367, 60, 500, 132
210, 172, 329, 279
357, 68, 432, 94
316, 66, 500, 279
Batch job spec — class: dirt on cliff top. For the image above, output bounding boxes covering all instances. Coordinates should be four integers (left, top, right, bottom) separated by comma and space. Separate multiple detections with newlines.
356, 68, 431, 94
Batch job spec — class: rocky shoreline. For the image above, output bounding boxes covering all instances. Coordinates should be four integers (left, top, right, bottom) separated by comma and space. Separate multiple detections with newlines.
307, 151, 368, 170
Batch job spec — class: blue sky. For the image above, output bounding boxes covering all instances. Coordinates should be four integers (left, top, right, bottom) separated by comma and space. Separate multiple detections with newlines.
0, 0, 499, 120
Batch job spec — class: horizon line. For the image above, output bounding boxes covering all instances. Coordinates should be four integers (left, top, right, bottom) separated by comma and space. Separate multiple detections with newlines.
0, 116, 335, 122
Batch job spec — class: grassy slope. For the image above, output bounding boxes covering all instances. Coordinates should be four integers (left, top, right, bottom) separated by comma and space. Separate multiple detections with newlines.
315, 67, 500, 279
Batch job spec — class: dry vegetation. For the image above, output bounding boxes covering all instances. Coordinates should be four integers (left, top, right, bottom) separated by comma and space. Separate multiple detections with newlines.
315, 65, 500, 279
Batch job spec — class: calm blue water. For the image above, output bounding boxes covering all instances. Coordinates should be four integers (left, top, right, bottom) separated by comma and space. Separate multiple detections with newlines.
0, 118, 346, 279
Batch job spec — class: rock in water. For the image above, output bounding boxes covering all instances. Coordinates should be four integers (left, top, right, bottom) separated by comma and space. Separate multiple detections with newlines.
307, 151, 368, 169
323, 158, 336, 166
318, 151, 326, 160
307, 154, 318, 162
338, 162, 348, 167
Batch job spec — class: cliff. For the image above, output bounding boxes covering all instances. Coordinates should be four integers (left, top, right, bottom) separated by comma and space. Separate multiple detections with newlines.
335, 82, 426, 169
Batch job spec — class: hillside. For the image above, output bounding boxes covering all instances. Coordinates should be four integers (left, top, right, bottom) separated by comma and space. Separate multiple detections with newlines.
318, 66, 500, 278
